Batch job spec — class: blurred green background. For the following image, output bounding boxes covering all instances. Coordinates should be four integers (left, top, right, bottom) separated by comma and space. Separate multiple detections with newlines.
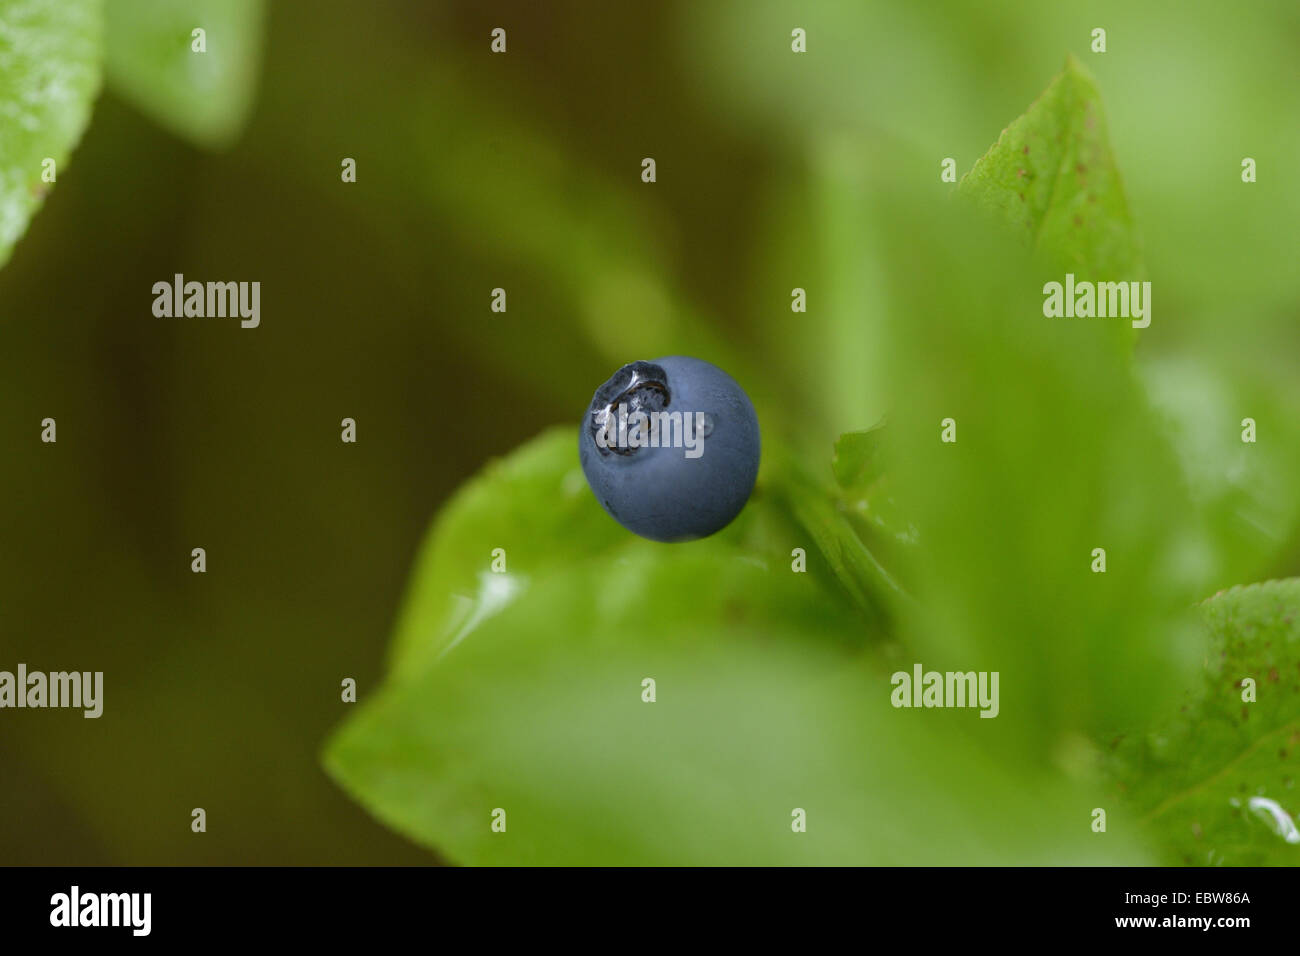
1, 0, 1298, 864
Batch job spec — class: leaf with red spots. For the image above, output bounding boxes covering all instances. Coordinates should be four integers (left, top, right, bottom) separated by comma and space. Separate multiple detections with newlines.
1104, 580, 1300, 865
959, 54, 1142, 281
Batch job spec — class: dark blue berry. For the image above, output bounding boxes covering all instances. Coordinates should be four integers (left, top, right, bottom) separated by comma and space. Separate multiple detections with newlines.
579, 356, 760, 542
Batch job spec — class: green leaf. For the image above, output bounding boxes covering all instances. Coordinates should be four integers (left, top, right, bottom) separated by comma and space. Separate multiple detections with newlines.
755, 431, 910, 630
955, 57, 1300, 604
1106, 580, 1300, 865
0, 0, 101, 269
959, 54, 1142, 282
1140, 355, 1300, 589
873, 188, 1207, 756
831, 427, 885, 490
854, 63, 1202, 755
326, 425, 1142, 864
328, 517, 1138, 864
760, 436, 905, 630
326, 599, 1147, 865
831, 427, 915, 560
105, 0, 263, 148
803, 136, 893, 440
383, 427, 625, 682
385, 427, 870, 683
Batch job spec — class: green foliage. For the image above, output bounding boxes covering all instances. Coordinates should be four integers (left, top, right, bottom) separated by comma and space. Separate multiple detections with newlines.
0, 0, 268, 274
324, 50, 1300, 865
879, 198, 1208, 752
1141, 356, 1300, 590
325, 429, 1141, 865
1106, 581, 1300, 865
105, 0, 263, 148
383, 427, 875, 684
763, 437, 904, 627
0, 0, 1291, 869
958, 55, 1142, 282
831, 426, 914, 565
876, 58, 1205, 751
0, 0, 101, 268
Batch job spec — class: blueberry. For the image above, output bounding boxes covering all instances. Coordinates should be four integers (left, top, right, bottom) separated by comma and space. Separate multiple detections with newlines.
579, 356, 761, 542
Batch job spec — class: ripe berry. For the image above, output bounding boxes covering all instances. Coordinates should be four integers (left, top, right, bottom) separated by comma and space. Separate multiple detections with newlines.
579, 356, 760, 542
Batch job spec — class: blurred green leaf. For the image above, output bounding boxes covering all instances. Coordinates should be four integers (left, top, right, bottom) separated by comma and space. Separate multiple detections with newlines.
959, 54, 1142, 286
762, 436, 906, 628
831, 428, 886, 490
383, 427, 625, 682
385, 427, 869, 683
806, 135, 892, 439
325, 434, 1140, 864
876, 185, 1207, 756
1141, 356, 1300, 588
318, 12, 1300, 867
1106, 580, 1300, 865
105, 0, 263, 148
327, 598, 1150, 864
830, 427, 917, 581
861, 63, 1206, 755
326, 424, 1149, 864
0, 0, 101, 269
